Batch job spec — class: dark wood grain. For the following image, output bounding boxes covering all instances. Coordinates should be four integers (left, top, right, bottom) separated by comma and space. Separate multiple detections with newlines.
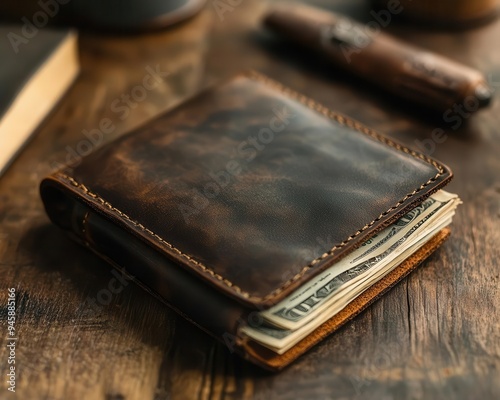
1, 1, 499, 399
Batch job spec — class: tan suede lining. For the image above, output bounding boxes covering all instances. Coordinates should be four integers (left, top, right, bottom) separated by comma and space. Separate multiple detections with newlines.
240, 228, 451, 371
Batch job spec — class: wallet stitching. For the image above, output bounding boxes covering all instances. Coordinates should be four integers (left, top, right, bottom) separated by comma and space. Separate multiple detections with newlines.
58, 173, 249, 298
56, 72, 446, 303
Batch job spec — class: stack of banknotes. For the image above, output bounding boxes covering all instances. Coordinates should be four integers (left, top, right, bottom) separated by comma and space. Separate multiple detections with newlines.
241, 190, 461, 354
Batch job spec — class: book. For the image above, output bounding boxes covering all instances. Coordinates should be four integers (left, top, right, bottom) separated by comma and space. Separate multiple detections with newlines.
40, 72, 459, 370
0, 25, 79, 176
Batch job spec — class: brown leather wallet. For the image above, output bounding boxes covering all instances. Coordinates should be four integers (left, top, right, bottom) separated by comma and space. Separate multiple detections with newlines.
40, 71, 453, 370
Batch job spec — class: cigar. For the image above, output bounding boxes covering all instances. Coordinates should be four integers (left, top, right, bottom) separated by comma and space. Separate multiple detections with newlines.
263, 3, 493, 112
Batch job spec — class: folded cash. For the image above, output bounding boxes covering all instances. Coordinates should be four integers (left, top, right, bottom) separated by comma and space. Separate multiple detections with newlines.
240, 190, 461, 354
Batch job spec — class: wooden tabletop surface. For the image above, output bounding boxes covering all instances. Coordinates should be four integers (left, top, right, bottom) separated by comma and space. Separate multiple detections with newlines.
1, 1, 499, 399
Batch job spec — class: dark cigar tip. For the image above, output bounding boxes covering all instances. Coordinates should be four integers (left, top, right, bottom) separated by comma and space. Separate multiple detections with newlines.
475, 82, 493, 108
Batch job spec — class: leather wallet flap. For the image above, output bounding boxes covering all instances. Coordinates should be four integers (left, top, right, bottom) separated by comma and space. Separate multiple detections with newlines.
41, 72, 452, 308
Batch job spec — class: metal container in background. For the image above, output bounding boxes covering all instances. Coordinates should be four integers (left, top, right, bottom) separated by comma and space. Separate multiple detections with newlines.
0, 0, 207, 31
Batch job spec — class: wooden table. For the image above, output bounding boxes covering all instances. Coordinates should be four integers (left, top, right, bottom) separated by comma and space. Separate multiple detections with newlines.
1, 1, 499, 399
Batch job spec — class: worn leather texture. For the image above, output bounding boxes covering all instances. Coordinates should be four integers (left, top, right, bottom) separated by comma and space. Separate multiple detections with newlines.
41, 71, 452, 310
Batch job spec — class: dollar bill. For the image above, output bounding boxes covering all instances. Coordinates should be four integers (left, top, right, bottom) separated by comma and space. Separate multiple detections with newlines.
241, 218, 453, 354
240, 190, 461, 353
260, 190, 459, 330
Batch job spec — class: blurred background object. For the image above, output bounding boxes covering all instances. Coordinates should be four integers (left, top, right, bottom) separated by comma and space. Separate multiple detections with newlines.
0, 27, 78, 176
264, 3, 493, 113
370, 0, 499, 29
0, 0, 206, 31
